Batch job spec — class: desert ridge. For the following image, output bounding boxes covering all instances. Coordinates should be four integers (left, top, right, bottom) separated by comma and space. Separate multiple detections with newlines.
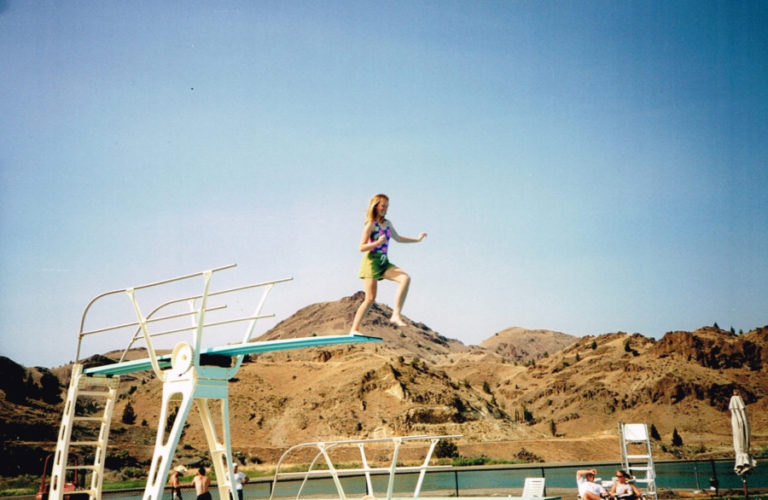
0, 293, 765, 475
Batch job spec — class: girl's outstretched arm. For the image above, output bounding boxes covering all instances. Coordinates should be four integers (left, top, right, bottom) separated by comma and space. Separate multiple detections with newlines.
358, 221, 387, 252
389, 222, 427, 243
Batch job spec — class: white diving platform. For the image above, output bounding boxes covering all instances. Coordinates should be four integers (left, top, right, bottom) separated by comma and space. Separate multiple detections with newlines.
50, 264, 382, 500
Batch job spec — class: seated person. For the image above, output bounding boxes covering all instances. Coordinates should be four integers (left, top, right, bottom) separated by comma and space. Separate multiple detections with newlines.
610, 470, 642, 500
577, 469, 609, 500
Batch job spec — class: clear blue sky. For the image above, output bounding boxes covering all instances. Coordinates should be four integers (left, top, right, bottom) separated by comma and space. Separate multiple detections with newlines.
1, 1, 766, 368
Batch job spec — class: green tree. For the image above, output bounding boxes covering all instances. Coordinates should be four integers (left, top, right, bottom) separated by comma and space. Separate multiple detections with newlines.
122, 402, 137, 425
623, 339, 639, 356
24, 373, 41, 399
672, 428, 683, 447
522, 405, 534, 423
549, 419, 557, 436
0, 356, 27, 403
40, 372, 62, 404
435, 439, 459, 458
650, 423, 661, 441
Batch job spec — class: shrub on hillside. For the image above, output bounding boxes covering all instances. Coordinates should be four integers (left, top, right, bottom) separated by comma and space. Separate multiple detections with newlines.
672, 428, 684, 447
122, 402, 137, 425
650, 423, 661, 440
0, 357, 28, 403
39, 371, 62, 404
435, 439, 458, 459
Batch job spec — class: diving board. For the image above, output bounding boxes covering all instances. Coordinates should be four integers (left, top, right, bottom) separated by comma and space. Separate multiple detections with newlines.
83, 334, 382, 376
50, 265, 382, 500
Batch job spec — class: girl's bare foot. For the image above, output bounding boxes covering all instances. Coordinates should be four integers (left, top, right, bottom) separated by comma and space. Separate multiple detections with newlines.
390, 316, 406, 327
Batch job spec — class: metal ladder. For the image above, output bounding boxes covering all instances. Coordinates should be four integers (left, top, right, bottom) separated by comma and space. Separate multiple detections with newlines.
618, 422, 657, 500
50, 363, 119, 500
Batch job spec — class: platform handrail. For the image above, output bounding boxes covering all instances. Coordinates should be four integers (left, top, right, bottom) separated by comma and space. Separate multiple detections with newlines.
120, 313, 276, 341
81, 305, 228, 337
75, 263, 237, 361
74, 264, 293, 381
114, 277, 292, 363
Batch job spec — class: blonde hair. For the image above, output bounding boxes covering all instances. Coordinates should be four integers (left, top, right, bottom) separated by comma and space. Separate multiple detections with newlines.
365, 193, 389, 224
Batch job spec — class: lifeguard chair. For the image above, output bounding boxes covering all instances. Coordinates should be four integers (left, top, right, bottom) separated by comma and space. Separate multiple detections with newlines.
618, 422, 657, 500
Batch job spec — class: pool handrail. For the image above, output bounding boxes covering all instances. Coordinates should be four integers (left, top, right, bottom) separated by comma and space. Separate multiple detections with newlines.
270, 435, 463, 500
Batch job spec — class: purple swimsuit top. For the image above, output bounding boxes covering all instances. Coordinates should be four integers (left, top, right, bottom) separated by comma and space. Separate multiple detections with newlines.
370, 220, 391, 254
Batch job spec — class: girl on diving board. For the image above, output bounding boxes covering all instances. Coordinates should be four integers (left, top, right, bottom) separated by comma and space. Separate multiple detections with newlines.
350, 193, 427, 335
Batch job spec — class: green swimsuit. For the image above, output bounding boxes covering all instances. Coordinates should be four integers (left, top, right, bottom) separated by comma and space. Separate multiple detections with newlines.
359, 220, 396, 280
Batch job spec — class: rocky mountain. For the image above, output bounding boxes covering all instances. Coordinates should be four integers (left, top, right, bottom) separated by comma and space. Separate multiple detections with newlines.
480, 327, 577, 361
1, 294, 766, 479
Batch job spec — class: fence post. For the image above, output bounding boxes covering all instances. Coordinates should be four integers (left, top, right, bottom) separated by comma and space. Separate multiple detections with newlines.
454, 470, 459, 497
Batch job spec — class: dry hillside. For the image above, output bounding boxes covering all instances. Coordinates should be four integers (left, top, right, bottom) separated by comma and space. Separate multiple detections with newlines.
480, 327, 577, 361
1, 294, 766, 477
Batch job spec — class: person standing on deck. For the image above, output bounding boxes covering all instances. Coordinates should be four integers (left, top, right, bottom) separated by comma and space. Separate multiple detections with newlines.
193, 467, 212, 500
233, 463, 248, 500
170, 468, 184, 500
350, 193, 426, 335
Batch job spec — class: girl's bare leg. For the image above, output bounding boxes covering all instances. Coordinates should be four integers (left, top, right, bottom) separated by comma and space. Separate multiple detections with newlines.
383, 267, 411, 325
350, 278, 377, 334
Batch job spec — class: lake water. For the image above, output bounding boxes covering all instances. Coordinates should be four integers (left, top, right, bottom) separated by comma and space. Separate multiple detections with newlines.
104, 459, 766, 500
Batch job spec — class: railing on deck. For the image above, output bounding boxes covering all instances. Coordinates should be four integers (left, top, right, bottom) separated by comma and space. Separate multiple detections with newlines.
269, 435, 462, 500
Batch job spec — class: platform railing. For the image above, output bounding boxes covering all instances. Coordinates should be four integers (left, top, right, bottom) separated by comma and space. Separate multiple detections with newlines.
74, 263, 292, 380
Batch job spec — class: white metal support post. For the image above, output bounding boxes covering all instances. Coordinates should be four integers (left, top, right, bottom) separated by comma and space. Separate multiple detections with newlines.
413, 437, 441, 497
386, 437, 403, 500
196, 391, 236, 500
141, 358, 196, 500
318, 443, 347, 500
142, 362, 236, 500
140, 269, 236, 500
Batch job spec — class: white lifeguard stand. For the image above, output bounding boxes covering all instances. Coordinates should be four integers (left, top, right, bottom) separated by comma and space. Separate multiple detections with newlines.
49, 264, 381, 500
618, 422, 657, 500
